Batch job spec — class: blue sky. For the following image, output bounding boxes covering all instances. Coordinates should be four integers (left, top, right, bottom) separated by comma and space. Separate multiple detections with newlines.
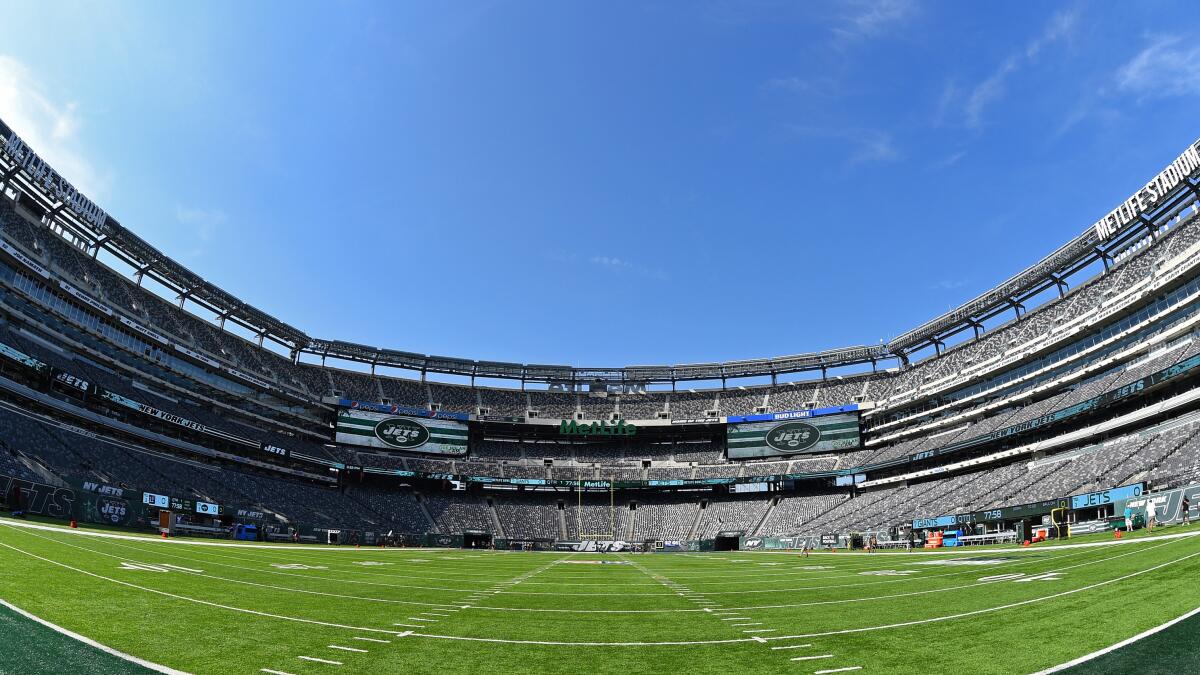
0, 1, 1197, 373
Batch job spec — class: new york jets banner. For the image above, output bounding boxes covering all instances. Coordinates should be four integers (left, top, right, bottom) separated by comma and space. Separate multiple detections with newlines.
335, 410, 469, 455
727, 412, 860, 459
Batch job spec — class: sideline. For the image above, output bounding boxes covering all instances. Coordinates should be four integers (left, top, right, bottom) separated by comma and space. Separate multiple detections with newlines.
1, 536, 1198, 648
1030, 604, 1200, 674
4, 517, 1198, 555
0, 598, 189, 674
9, 524, 1166, 616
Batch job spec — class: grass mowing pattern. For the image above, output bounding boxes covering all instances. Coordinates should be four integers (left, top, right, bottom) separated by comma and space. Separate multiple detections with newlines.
1, 517, 1199, 674
0, 601, 155, 674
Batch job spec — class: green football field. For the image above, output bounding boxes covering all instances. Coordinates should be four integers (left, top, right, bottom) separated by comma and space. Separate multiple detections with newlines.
2, 518, 1199, 674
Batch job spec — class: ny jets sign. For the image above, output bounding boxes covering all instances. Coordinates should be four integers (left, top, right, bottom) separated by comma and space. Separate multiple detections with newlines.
765, 421, 821, 452
375, 418, 431, 449
335, 410, 468, 455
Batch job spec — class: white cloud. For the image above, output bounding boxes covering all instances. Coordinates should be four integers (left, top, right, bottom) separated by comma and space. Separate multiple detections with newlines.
847, 131, 899, 165
932, 150, 967, 169
1116, 36, 1200, 100
176, 206, 227, 238
929, 279, 969, 291
588, 255, 667, 280
175, 206, 228, 259
589, 255, 632, 269
963, 8, 1079, 128
763, 76, 816, 93
783, 124, 901, 168
0, 55, 106, 199
833, 0, 915, 41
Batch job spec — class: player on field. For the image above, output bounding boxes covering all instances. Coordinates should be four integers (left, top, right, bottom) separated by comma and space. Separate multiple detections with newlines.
1146, 498, 1157, 533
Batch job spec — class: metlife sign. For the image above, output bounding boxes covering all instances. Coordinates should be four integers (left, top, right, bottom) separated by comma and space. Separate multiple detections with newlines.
1093, 140, 1200, 241
3, 130, 109, 228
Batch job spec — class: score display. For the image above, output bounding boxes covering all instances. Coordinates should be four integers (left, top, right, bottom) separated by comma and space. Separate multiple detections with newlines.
195, 502, 219, 516
142, 492, 169, 508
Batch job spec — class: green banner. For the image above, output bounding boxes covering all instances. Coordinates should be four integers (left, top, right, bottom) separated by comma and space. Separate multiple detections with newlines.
727, 412, 860, 459
75, 480, 143, 527
336, 410, 469, 455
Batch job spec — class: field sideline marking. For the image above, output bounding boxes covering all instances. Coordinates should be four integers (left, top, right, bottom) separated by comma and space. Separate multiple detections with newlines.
0, 521, 1147, 603
1030, 604, 1200, 674
4, 520, 1177, 641
9, 529, 472, 610
403, 547, 1200, 646
0, 598, 188, 674
5, 529, 1198, 649
0, 541, 408, 637
4, 518, 1195, 560
36, 525, 1159, 619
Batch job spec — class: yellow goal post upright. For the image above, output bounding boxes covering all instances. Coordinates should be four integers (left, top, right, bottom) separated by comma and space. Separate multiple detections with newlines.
1051, 507, 1069, 539
577, 477, 616, 541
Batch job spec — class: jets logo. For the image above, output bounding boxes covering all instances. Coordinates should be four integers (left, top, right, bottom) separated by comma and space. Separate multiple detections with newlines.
374, 418, 430, 449
97, 496, 128, 524
765, 421, 821, 452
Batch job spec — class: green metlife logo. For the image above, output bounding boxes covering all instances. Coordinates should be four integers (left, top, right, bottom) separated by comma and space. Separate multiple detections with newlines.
374, 417, 431, 449
558, 420, 638, 436
765, 421, 821, 452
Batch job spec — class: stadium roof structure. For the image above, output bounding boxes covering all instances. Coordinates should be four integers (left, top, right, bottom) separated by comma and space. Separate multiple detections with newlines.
1, 116, 1197, 386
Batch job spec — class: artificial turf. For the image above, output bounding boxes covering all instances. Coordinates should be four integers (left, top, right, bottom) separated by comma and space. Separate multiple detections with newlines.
1, 517, 1198, 674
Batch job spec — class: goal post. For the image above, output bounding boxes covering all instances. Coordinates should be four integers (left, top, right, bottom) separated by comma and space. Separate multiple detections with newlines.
1051, 507, 1068, 539
578, 478, 616, 541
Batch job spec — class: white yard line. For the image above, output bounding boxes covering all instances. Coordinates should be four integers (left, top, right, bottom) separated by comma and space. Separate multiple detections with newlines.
814, 667, 862, 673
6, 525, 1198, 650
297, 656, 342, 665
770, 644, 814, 650
352, 637, 390, 644
790, 655, 834, 661
406, 548, 1200, 646
0, 541, 407, 637
260, 669, 296, 675
327, 645, 368, 653
0, 598, 189, 674
1031, 604, 1200, 674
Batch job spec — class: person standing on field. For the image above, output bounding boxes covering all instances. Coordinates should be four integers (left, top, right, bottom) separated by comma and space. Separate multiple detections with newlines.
1146, 498, 1158, 533
1182, 495, 1191, 526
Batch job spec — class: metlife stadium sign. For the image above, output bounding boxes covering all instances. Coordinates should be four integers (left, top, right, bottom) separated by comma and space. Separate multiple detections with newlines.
1093, 140, 1200, 241
2, 131, 108, 228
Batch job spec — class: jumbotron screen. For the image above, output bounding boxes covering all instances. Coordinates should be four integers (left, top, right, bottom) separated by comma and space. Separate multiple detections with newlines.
727, 412, 860, 459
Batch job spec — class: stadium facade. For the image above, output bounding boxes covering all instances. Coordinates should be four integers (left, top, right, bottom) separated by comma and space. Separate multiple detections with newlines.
1, 115, 1199, 548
